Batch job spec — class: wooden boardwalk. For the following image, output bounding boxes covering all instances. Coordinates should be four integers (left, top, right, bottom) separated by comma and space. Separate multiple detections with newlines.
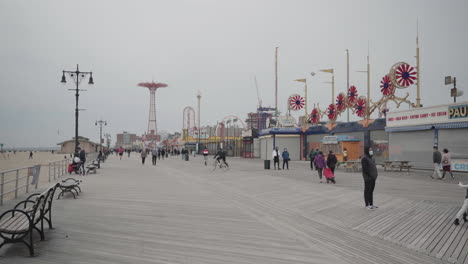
1, 155, 467, 263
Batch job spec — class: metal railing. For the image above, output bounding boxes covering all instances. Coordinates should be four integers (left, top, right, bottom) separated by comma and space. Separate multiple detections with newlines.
0, 153, 98, 205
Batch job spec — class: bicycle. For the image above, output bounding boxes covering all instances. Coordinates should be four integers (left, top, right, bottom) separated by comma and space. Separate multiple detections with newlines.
212, 159, 229, 172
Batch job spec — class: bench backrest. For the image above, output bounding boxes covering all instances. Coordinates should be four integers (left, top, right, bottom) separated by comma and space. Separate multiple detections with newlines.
30, 195, 46, 222
41, 183, 59, 213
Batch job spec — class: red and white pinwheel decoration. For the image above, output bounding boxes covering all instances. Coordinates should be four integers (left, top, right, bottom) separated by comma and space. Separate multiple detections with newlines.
355, 96, 367, 117
347, 86, 358, 107
327, 104, 337, 121
380, 75, 394, 96
288, 94, 305, 111
394, 63, 417, 88
310, 108, 320, 124
336, 92, 346, 112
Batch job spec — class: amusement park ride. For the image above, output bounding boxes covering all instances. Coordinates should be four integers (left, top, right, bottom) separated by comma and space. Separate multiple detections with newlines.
287, 35, 422, 130
138, 81, 168, 142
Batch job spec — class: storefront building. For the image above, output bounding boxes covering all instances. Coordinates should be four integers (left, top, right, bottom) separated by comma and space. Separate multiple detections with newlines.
386, 102, 468, 170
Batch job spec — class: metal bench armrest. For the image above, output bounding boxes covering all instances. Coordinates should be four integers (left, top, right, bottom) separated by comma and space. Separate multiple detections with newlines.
26, 193, 40, 201
14, 200, 37, 211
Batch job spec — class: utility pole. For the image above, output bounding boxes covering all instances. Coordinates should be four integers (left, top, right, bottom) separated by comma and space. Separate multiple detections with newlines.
197, 91, 201, 153
346, 49, 350, 122
275, 47, 279, 123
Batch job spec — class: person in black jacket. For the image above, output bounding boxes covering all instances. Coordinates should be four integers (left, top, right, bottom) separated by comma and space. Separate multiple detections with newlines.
326, 150, 338, 174
361, 147, 378, 210
78, 148, 86, 175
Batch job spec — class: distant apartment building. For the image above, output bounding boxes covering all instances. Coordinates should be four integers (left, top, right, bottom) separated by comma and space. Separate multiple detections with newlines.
116, 132, 137, 147
245, 112, 273, 130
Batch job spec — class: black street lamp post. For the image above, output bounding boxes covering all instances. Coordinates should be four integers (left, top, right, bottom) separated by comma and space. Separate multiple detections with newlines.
95, 120, 107, 152
61, 64, 94, 155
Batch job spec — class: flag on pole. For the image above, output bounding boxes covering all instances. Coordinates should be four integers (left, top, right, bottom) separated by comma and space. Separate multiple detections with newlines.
320, 69, 334, 73
294, 79, 306, 83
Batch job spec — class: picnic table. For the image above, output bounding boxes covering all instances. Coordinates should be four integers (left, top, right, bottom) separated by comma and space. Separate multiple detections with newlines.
343, 160, 362, 172
384, 160, 412, 172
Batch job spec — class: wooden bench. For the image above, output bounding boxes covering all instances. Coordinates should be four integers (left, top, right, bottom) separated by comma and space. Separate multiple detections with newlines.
15, 184, 60, 239
0, 195, 45, 256
57, 178, 82, 199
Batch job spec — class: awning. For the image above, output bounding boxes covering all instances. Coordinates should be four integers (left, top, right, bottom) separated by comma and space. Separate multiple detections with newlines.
386, 121, 468, 132
385, 124, 433, 132
434, 121, 468, 129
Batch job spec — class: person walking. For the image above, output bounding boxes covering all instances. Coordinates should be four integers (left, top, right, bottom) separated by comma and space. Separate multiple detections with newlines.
282, 148, 290, 170
29, 151, 33, 159
309, 148, 318, 170
362, 147, 378, 210
118, 147, 124, 160
141, 149, 147, 165
158, 149, 161, 160
431, 146, 442, 179
79, 148, 86, 175
454, 182, 468, 225
202, 147, 209, 166
314, 151, 326, 183
151, 148, 158, 165
272, 147, 281, 170
326, 150, 338, 174
127, 149, 131, 157
161, 149, 165, 160
441, 148, 454, 179
343, 148, 348, 162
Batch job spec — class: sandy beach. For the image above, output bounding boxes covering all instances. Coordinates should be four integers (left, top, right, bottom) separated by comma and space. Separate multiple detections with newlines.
0, 151, 77, 203
0, 151, 68, 172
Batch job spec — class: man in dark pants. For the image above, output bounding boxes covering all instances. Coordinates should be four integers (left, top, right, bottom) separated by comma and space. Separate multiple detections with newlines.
272, 147, 280, 170
151, 148, 158, 165
361, 146, 378, 210
309, 148, 318, 170
79, 148, 86, 175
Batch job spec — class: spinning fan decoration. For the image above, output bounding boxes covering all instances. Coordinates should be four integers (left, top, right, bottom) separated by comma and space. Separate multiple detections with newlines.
288, 94, 305, 111
336, 92, 346, 112
347, 86, 358, 107
327, 104, 337, 121
389, 62, 417, 88
355, 96, 367, 117
310, 108, 320, 124
380, 75, 394, 96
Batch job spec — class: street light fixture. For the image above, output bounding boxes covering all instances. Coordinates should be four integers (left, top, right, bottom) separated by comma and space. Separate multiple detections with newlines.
61, 64, 94, 155
95, 120, 107, 152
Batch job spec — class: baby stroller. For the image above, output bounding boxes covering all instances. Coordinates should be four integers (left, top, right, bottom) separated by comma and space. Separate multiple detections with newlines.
323, 168, 336, 184
69, 157, 84, 175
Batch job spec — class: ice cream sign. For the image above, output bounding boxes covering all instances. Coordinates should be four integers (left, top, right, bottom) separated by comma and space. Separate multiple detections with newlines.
448, 104, 468, 119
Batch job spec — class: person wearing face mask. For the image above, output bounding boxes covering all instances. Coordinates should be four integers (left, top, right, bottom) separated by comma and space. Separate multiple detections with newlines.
361, 147, 378, 210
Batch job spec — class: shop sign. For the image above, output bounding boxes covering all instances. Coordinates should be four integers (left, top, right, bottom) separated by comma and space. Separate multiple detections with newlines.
386, 102, 468, 127
448, 104, 468, 119
322, 136, 338, 144
452, 159, 468, 172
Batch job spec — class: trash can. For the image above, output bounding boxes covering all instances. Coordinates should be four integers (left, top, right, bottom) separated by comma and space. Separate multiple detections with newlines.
264, 160, 270, 170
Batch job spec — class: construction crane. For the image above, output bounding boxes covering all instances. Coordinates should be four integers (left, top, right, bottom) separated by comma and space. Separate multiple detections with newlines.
254, 76, 262, 108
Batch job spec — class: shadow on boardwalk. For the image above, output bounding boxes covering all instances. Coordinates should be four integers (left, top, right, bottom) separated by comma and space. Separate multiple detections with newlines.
1, 155, 467, 263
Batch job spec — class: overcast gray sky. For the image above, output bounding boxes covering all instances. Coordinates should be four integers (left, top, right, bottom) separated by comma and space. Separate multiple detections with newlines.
1, 0, 467, 148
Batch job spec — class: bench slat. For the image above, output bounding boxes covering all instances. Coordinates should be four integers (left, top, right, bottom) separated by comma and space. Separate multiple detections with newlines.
0, 214, 29, 233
